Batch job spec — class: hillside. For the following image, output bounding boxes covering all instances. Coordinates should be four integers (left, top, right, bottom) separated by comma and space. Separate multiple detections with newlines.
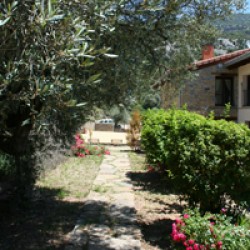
214, 14, 250, 39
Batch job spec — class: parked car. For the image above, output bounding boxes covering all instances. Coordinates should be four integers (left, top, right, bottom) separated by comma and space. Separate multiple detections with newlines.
95, 118, 114, 124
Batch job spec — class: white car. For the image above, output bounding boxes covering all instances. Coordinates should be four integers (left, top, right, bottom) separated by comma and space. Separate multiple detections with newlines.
96, 119, 114, 124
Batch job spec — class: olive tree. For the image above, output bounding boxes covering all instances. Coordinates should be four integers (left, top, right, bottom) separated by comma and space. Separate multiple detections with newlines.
0, 0, 245, 191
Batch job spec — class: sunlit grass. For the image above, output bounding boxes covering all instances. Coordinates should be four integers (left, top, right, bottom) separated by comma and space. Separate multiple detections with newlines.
36, 155, 103, 200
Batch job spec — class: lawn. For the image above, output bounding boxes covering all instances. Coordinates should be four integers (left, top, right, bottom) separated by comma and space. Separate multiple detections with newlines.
0, 155, 102, 250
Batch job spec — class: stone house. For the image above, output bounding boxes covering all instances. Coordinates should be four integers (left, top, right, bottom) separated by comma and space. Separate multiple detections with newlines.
176, 45, 250, 124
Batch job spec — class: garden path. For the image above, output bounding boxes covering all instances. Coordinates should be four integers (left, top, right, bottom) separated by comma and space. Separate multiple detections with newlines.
65, 146, 141, 250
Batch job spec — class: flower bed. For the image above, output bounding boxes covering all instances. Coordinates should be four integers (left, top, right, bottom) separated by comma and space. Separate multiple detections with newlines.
171, 210, 250, 250
71, 134, 110, 157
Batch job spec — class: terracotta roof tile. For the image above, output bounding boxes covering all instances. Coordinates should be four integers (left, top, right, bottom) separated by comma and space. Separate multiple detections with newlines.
194, 48, 250, 69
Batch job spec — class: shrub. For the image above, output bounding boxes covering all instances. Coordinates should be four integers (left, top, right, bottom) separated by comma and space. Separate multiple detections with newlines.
71, 134, 110, 157
171, 210, 250, 249
141, 109, 250, 211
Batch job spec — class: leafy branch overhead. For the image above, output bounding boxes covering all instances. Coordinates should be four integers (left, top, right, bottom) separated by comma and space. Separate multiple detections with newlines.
0, 0, 117, 154
0, 0, 246, 191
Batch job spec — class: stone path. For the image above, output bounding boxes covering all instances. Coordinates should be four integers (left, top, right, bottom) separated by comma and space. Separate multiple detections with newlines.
65, 146, 141, 250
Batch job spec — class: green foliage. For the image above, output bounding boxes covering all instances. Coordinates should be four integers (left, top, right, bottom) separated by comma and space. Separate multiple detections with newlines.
222, 102, 231, 119
0, 0, 245, 196
142, 93, 161, 110
109, 104, 130, 127
141, 109, 250, 212
0, 0, 117, 193
0, 151, 15, 179
171, 209, 250, 249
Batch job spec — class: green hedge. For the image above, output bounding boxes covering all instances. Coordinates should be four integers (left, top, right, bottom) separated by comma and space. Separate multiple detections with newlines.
141, 109, 250, 212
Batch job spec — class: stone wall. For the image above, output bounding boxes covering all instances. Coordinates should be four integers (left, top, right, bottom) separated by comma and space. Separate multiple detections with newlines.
179, 65, 238, 119
180, 66, 216, 115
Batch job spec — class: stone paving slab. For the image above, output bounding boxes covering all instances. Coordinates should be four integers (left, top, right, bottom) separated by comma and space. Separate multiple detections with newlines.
65, 146, 141, 250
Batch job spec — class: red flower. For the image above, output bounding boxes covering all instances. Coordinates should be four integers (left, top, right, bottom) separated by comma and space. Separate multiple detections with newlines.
193, 244, 200, 250
188, 239, 195, 245
147, 166, 155, 172
216, 241, 223, 249
77, 152, 85, 158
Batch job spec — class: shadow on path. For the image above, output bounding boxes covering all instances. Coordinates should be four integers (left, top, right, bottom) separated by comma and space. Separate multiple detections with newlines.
127, 170, 177, 195
127, 170, 183, 250
139, 218, 174, 250
0, 187, 84, 250
65, 199, 141, 250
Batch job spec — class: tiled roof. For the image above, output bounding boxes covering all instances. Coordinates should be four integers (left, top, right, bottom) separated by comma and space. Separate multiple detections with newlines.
194, 48, 250, 69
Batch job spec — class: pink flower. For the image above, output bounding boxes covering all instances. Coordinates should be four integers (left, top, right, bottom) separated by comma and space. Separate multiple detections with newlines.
216, 241, 223, 249
171, 229, 178, 236
186, 247, 193, 250
221, 208, 227, 214
175, 218, 183, 224
75, 134, 81, 140
76, 139, 84, 146
173, 234, 180, 242
77, 153, 85, 158
193, 244, 200, 250
183, 214, 190, 219
188, 239, 195, 245
105, 150, 110, 155
172, 223, 177, 230
178, 233, 186, 242
172, 233, 186, 242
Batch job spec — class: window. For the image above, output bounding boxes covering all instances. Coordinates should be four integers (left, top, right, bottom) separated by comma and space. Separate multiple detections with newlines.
242, 76, 250, 106
215, 77, 234, 106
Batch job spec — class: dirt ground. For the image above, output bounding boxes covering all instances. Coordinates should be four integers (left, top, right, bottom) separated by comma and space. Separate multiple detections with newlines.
128, 151, 186, 250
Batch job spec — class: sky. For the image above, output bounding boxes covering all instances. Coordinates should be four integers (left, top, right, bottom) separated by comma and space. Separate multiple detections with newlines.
245, 0, 250, 13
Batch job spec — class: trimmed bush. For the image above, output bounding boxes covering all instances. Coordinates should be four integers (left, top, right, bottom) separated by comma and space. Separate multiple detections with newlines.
141, 109, 250, 211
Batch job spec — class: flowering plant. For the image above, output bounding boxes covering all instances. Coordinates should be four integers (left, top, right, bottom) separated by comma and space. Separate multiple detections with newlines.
71, 134, 110, 157
171, 209, 250, 250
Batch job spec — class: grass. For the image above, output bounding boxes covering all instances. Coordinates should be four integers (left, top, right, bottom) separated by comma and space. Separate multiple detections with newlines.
37, 155, 103, 200
92, 184, 110, 194
0, 155, 103, 250
128, 151, 147, 171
